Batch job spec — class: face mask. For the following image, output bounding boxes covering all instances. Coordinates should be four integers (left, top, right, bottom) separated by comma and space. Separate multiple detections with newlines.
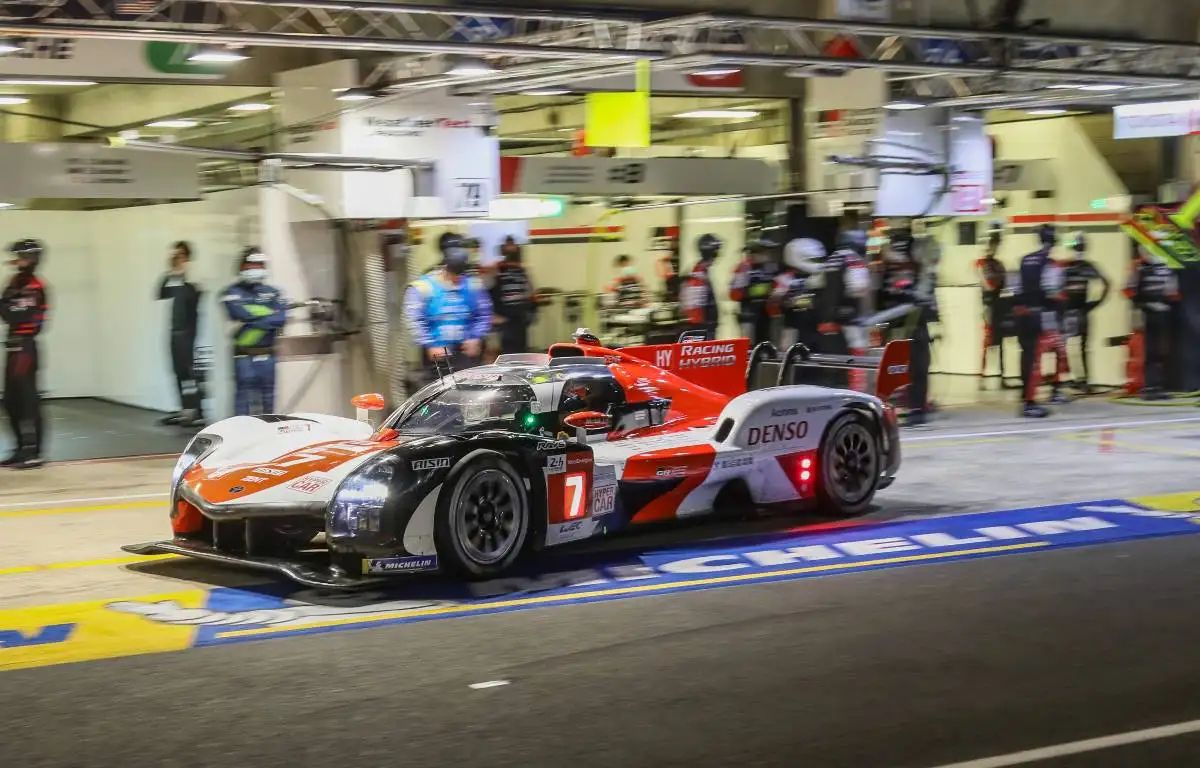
444, 249, 470, 274
241, 268, 267, 283
622, 266, 636, 277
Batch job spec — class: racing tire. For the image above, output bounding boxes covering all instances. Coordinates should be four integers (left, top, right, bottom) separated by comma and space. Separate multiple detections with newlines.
817, 410, 881, 517
435, 452, 531, 579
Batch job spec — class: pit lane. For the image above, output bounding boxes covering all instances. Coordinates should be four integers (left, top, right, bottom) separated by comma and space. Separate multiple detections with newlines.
2, 401, 1200, 767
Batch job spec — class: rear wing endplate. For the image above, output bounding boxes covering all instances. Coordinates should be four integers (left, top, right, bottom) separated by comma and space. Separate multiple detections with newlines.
748, 339, 912, 401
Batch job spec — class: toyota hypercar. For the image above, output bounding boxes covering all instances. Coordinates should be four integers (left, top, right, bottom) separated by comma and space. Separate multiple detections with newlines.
125, 333, 910, 588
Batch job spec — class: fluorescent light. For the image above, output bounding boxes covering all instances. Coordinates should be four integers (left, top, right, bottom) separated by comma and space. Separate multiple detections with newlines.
1045, 84, 1080, 90
0, 96, 27, 105
0, 78, 96, 86
0, 202, 15, 209
146, 119, 199, 129
884, 100, 926, 110
336, 87, 375, 102
1079, 83, 1125, 92
488, 196, 567, 219
0, 42, 20, 55
448, 58, 496, 76
187, 47, 248, 63
521, 89, 569, 96
1027, 108, 1067, 116
690, 67, 741, 76
228, 102, 271, 112
675, 109, 759, 119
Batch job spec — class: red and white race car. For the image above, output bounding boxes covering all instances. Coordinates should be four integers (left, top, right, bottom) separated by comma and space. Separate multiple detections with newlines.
126, 332, 909, 587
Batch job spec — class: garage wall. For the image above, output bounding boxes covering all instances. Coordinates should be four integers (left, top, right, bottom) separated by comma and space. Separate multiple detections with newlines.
931, 116, 1131, 386
0, 188, 258, 415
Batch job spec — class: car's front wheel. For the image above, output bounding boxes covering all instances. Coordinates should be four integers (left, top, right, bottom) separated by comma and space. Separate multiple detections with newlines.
817, 411, 881, 516
435, 453, 530, 579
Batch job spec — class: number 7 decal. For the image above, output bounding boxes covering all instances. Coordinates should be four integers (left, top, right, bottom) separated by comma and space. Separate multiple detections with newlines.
564, 472, 587, 520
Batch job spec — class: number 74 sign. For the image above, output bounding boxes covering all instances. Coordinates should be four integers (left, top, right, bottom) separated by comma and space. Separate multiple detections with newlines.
451, 178, 489, 214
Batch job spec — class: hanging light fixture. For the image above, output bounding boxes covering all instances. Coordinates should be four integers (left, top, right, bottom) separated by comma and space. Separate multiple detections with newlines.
187, 45, 248, 63
447, 57, 497, 76
0, 39, 20, 55
336, 87, 377, 102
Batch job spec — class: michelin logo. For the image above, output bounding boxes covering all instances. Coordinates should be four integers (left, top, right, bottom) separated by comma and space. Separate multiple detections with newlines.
365, 555, 438, 574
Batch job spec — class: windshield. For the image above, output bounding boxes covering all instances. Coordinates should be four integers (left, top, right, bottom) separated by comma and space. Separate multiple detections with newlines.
391, 384, 538, 435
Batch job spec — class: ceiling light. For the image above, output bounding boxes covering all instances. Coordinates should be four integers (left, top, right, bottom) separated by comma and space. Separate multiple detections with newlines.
0, 96, 27, 105
336, 87, 376, 102
228, 102, 271, 112
1027, 108, 1067, 116
0, 79, 96, 86
448, 57, 496, 76
0, 41, 20, 55
690, 67, 741, 76
0, 202, 15, 209
1045, 84, 1079, 90
521, 89, 569, 96
884, 100, 926, 111
146, 119, 199, 129
187, 46, 248, 64
1079, 83, 1125, 92
488, 196, 567, 220
675, 109, 759, 119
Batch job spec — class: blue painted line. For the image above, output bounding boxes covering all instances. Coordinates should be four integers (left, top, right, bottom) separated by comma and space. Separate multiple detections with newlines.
159, 498, 1200, 648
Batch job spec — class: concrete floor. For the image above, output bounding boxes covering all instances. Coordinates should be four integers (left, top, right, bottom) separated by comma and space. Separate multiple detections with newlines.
2, 400, 1200, 767
0, 398, 193, 462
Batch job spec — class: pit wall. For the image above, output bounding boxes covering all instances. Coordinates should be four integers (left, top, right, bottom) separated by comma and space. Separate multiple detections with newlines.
930, 116, 1133, 387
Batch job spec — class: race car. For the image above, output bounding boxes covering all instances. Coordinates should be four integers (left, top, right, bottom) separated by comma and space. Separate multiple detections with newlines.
125, 331, 910, 588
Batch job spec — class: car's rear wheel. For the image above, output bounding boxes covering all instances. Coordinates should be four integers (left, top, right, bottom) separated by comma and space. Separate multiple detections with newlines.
817, 411, 881, 516
435, 453, 530, 579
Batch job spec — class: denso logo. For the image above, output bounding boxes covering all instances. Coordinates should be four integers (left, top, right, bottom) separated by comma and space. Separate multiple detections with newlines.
746, 420, 809, 446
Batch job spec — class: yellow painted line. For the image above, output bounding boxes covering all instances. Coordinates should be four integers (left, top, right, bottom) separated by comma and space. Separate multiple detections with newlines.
0, 553, 179, 577
0, 500, 165, 519
218, 541, 1052, 639
1054, 432, 1200, 459
1129, 491, 1200, 513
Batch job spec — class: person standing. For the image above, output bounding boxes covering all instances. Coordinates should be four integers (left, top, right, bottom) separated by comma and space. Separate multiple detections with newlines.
729, 239, 778, 345
490, 237, 536, 355
157, 241, 204, 426
405, 233, 493, 381
221, 247, 288, 416
608, 254, 647, 310
1011, 224, 1063, 418
978, 224, 1010, 384
1, 239, 49, 469
1124, 246, 1179, 400
681, 233, 722, 339
1060, 233, 1110, 393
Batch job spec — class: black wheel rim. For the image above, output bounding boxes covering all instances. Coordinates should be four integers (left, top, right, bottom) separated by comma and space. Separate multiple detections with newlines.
826, 422, 878, 505
454, 468, 523, 565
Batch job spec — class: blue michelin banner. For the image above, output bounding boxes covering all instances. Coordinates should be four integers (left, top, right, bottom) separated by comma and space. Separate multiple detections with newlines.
101, 498, 1200, 647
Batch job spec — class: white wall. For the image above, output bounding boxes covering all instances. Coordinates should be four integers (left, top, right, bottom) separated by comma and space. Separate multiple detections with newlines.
930, 117, 1132, 386
1, 188, 258, 415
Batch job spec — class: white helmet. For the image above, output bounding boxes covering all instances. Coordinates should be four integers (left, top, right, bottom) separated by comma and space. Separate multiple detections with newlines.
784, 238, 826, 273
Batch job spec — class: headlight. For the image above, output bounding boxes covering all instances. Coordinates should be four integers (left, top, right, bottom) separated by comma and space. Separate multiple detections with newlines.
327, 453, 401, 537
172, 434, 220, 489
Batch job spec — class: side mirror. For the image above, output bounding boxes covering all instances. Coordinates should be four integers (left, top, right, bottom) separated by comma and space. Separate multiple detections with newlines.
563, 410, 608, 442
352, 393, 386, 424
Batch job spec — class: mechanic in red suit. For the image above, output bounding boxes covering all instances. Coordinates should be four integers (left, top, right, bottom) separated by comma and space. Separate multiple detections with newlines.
729, 238, 778, 346
977, 222, 1009, 384
1, 239, 49, 469
681, 233, 722, 339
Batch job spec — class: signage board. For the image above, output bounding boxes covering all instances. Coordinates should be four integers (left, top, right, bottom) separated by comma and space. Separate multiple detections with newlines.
834, 0, 891, 20
498, 156, 777, 196
804, 68, 887, 214
340, 90, 499, 219
0, 38, 225, 80
0, 143, 199, 199
1113, 100, 1200, 140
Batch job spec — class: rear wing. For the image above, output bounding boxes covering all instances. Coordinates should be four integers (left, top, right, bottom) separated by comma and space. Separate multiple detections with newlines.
619, 336, 752, 399
749, 339, 912, 401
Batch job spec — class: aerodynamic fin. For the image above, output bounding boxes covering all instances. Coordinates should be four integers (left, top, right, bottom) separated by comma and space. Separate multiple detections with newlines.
777, 339, 911, 401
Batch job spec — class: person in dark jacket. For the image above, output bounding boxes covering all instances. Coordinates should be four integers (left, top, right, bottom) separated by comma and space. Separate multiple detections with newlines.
490, 237, 536, 355
2, 239, 49, 469
157, 241, 204, 426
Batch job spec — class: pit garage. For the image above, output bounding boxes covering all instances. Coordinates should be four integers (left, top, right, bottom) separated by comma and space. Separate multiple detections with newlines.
3, 2, 1200, 767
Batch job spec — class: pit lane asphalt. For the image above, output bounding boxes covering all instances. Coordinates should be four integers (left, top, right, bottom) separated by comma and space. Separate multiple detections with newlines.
2, 534, 1198, 767
3, 403, 1200, 767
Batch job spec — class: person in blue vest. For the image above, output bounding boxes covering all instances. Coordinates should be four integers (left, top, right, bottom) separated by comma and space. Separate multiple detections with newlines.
406, 232, 493, 381
221, 247, 288, 416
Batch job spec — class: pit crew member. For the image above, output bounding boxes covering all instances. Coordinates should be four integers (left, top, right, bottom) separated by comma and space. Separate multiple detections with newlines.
221, 247, 288, 416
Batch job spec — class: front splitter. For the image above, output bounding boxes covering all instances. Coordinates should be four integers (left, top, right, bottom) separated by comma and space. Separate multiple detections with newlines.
121, 540, 383, 590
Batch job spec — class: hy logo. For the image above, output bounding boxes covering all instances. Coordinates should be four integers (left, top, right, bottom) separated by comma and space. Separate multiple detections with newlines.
656, 349, 673, 368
